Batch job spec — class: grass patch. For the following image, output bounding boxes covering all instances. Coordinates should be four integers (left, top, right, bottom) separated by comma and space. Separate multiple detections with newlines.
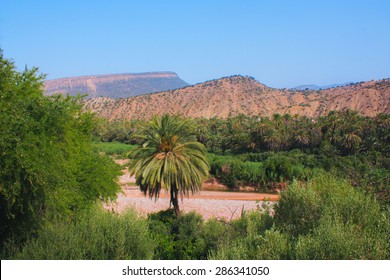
93, 141, 137, 157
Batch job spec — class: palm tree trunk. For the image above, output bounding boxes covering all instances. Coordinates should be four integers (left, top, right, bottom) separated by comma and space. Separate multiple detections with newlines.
170, 186, 180, 216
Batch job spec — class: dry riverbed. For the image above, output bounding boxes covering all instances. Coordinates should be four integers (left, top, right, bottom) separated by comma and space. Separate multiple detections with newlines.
106, 159, 278, 220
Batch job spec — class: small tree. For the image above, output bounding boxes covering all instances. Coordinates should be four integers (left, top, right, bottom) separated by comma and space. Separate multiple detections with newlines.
129, 114, 209, 216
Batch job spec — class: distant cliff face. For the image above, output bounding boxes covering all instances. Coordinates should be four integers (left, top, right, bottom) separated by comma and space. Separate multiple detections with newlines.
44, 72, 189, 98
84, 76, 390, 120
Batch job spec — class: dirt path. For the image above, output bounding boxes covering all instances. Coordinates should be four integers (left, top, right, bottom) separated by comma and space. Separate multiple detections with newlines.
109, 159, 278, 220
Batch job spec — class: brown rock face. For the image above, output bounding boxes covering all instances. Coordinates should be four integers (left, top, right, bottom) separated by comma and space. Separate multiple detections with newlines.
83, 76, 390, 120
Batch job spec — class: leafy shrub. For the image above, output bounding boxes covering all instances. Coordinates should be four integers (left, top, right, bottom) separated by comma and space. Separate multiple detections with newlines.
148, 210, 236, 260
172, 212, 204, 260
148, 210, 208, 260
275, 174, 388, 237
210, 207, 280, 260
295, 214, 389, 259
209, 238, 248, 260
210, 225, 290, 260
147, 209, 177, 260
194, 218, 230, 259
274, 174, 389, 259
245, 229, 290, 259
213, 174, 389, 260
6, 206, 154, 260
274, 181, 322, 237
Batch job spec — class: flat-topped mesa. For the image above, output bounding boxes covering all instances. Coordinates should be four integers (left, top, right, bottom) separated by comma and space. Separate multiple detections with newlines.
44, 71, 189, 98
46, 72, 180, 83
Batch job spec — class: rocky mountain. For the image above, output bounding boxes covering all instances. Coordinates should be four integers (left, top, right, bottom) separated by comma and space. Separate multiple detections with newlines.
44, 72, 189, 98
84, 76, 390, 120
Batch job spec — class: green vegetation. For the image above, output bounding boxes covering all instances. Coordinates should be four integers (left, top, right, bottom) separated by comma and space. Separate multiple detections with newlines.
211, 174, 389, 260
92, 118, 141, 144
129, 114, 209, 216
93, 141, 136, 157
207, 151, 320, 190
4, 206, 154, 260
4, 175, 388, 260
0, 51, 120, 248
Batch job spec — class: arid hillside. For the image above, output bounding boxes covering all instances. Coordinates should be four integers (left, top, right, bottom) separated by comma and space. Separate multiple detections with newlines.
44, 72, 189, 98
84, 75, 390, 120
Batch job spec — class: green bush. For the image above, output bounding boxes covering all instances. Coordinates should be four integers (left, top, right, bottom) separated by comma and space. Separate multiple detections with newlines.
274, 174, 389, 259
6, 206, 154, 260
210, 207, 279, 260
295, 214, 389, 259
245, 229, 290, 260
148, 210, 235, 260
274, 181, 322, 237
173, 212, 204, 260
275, 174, 388, 237
209, 238, 248, 260
212, 174, 389, 260
194, 218, 230, 259
148, 210, 207, 260
147, 209, 177, 260
210, 226, 289, 260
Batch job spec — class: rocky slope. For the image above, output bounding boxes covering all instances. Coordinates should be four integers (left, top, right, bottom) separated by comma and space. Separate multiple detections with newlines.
84, 76, 390, 120
44, 72, 188, 98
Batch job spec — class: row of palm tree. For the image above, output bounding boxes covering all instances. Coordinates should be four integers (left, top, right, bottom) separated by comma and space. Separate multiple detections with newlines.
195, 110, 389, 156
95, 111, 389, 158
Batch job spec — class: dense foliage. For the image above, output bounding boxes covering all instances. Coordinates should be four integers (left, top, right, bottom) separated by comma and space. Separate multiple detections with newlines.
212, 174, 389, 260
0, 52, 120, 245
4, 207, 153, 260
197, 112, 389, 203
4, 175, 389, 260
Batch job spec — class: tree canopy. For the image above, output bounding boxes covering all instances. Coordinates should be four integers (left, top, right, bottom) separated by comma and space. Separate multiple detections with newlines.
0, 51, 120, 243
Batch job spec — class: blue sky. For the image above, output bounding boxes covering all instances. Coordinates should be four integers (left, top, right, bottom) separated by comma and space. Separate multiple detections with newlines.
1, 0, 389, 88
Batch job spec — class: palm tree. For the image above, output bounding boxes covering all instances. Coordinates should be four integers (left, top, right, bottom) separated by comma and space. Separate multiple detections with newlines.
342, 132, 362, 155
129, 114, 210, 216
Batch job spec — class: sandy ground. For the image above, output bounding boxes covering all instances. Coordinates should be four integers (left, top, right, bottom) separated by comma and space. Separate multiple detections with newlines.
107, 159, 278, 220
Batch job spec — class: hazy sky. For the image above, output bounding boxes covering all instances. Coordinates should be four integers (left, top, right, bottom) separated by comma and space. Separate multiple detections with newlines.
1, 0, 389, 88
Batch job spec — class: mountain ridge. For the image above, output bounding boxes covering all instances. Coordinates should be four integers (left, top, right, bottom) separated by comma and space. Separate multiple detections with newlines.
44, 71, 189, 98
84, 75, 390, 120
